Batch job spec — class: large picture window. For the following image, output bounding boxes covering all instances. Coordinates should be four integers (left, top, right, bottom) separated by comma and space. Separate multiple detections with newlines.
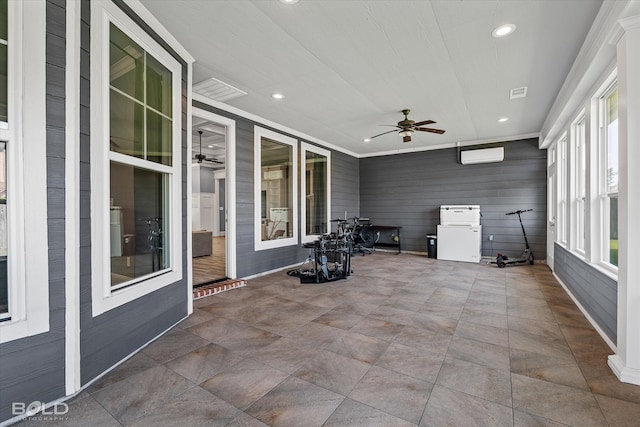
600, 85, 618, 267
254, 127, 297, 250
301, 142, 330, 243
91, 2, 182, 314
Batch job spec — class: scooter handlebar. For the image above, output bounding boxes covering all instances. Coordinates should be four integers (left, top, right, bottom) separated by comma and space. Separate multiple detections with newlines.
506, 209, 533, 216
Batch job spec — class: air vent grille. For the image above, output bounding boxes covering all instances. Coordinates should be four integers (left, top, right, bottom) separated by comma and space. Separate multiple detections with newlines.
510, 86, 528, 100
193, 77, 247, 102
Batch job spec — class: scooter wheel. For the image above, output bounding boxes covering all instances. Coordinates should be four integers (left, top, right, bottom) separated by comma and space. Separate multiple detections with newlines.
496, 257, 506, 268
528, 253, 535, 265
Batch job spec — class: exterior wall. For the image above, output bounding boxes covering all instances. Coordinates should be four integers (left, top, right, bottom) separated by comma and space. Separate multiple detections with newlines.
0, 0, 67, 422
359, 138, 547, 258
78, 0, 189, 386
554, 244, 617, 344
193, 101, 360, 278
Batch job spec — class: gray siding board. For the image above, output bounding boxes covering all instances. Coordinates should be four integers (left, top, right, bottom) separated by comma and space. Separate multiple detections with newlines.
78, 0, 189, 387
554, 244, 617, 343
0, 2, 68, 421
359, 139, 547, 257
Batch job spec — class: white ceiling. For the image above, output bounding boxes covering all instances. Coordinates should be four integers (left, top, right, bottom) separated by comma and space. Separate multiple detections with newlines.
141, 0, 602, 157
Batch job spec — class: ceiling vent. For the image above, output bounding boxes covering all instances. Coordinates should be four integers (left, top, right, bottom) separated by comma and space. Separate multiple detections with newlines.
509, 86, 528, 100
193, 77, 247, 102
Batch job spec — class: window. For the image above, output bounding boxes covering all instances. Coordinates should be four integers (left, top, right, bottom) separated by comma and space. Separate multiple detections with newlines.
254, 126, 297, 250
91, 2, 182, 314
600, 84, 618, 267
0, 142, 6, 318
0, 0, 8, 319
108, 23, 172, 290
301, 143, 330, 243
557, 134, 568, 244
0, 0, 7, 125
573, 115, 586, 252
0, 0, 49, 342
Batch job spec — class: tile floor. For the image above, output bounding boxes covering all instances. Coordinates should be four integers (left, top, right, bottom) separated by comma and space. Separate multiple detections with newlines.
19, 253, 640, 426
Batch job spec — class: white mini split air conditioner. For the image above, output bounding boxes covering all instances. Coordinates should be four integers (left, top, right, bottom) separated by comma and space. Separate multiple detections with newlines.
460, 146, 504, 165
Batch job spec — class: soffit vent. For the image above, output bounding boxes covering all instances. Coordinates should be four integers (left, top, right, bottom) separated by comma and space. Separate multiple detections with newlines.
510, 86, 528, 100
193, 77, 248, 102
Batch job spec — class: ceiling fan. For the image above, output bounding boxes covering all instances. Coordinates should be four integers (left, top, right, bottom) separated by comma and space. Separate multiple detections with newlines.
194, 130, 223, 164
368, 109, 445, 143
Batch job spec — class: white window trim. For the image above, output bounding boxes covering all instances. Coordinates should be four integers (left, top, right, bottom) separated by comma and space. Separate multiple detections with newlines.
300, 142, 331, 244
597, 78, 619, 273
90, 1, 183, 316
557, 134, 568, 246
0, 0, 49, 343
571, 113, 587, 255
254, 126, 298, 251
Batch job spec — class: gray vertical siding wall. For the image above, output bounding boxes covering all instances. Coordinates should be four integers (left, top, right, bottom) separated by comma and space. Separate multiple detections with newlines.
554, 244, 617, 344
193, 101, 360, 278
78, 0, 189, 385
0, 1, 67, 422
359, 138, 547, 258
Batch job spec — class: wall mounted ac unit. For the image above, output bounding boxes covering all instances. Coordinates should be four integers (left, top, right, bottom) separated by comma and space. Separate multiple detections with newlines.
460, 146, 504, 165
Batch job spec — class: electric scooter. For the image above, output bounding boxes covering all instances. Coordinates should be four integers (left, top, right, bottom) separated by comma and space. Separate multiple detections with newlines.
496, 209, 534, 268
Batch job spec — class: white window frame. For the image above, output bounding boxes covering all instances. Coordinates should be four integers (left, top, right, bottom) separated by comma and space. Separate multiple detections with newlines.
0, 0, 50, 343
557, 134, 568, 246
254, 126, 298, 250
90, 1, 183, 315
571, 113, 587, 254
300, 142, 331, 244
597, 80, 619, 271
548, 145, 557, 229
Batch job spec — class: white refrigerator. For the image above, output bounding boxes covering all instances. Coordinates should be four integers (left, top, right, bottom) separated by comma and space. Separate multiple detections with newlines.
437, 205, 482, 263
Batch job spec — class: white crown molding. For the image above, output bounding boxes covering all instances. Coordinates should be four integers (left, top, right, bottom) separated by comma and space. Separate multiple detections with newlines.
123, 0, 194, 63
539, 0, 631, 148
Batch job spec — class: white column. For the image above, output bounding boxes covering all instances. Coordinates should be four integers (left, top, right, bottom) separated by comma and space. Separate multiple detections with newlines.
608, 15, 640, 385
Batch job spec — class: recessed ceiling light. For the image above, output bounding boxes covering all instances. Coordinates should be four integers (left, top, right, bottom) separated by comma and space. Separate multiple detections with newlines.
498, 117, 509, 123
363, 138, 371, 142
492, 24, 516, 38
279, 0, 299, 4
271, 93, 285, 100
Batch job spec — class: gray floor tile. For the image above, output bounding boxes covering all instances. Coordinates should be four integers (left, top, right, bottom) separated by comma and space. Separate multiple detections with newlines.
199, 358, 288, 410
246, 377, 344, 427
436, 356, 512, 406
420, 385, 513, 427
348, 365, 433, 424
511, 373, 607, 426
323, 398, 416, 427
294, 349, 371, 396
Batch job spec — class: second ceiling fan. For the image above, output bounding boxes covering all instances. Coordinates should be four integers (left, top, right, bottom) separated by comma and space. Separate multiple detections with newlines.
369, 109, 445, 143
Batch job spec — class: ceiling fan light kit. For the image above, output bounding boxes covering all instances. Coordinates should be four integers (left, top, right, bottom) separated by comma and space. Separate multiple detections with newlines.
367, 109, 445, 143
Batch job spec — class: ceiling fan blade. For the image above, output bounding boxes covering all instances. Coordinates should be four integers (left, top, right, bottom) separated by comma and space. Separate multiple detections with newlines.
415, 127, 446, 134
369, 129, 398, 139
205, 158, 223, 164
413, 119, 435, 127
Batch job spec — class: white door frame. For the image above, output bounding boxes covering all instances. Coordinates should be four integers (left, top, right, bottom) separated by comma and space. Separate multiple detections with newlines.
192, 107, 236, 279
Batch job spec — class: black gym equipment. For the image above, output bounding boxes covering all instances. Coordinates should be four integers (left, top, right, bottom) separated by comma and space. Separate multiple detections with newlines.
496, 209, 534, 268
287, 216, 378, 283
